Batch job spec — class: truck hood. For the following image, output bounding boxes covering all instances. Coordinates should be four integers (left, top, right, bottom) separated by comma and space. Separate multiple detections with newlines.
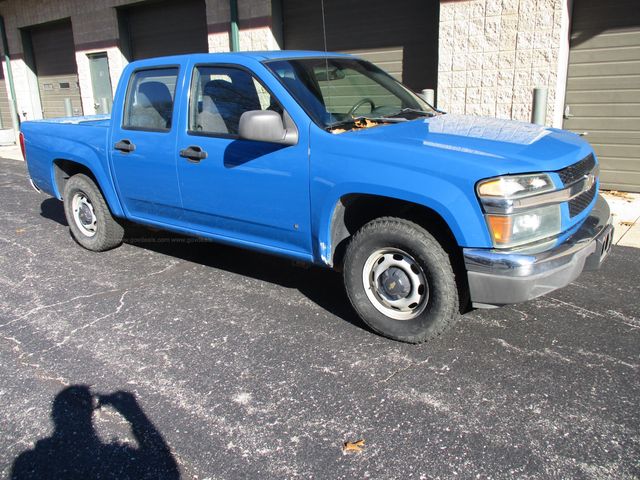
349, 114, 592, 174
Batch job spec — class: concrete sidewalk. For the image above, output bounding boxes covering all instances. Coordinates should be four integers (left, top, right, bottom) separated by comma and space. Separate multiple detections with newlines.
0, 144, 22, 161
603, 191, 640, 248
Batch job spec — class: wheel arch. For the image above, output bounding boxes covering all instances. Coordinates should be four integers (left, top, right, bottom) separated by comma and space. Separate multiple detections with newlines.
324, 192, 473, 312
51, 158, 125, 217
328, 193, 460, 268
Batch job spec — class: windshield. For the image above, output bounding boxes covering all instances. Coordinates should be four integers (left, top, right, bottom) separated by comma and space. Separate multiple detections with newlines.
264, 58, 434, 129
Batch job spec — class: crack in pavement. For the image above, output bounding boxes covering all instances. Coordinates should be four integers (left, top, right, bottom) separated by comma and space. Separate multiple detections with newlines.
378, 356, 430, 384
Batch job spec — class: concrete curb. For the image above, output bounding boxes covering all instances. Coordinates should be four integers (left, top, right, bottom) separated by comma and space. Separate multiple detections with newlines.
602, 191, 640, 248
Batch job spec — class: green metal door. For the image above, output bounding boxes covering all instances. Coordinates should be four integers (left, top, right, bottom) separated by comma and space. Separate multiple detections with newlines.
88, 53, 113, 114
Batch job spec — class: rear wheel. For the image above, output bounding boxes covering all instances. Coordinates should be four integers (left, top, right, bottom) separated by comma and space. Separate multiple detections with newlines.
343, 217, 459, 343
63, 174, 124, 251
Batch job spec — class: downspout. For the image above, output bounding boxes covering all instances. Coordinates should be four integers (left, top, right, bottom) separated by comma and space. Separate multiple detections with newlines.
0, 15, 20, 134
229, 0, 240, 52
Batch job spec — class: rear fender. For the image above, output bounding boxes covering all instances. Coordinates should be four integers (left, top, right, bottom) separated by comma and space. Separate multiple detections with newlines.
27, 130, 125, 218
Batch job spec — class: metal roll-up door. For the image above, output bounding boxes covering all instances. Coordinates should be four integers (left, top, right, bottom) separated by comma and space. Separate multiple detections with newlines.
29, 19, 83, 119
120, 0, 208, 61
564, 0, 640, 192
0, 67, 14, 128
281, 0, 439, 92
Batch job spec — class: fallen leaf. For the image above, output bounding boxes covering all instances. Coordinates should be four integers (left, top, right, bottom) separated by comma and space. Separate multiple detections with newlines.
606, 190, 634, 201
343, 439, 365, 453
353, 118, 379, 129
16, 228, 26, 234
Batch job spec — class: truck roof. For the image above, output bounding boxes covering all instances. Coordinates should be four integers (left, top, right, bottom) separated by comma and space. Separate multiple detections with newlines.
128, 50, 353, 66
232, 50, 352, 60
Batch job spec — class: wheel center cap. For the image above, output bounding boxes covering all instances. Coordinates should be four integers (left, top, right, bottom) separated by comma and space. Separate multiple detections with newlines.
79, 203, 93, 225
378, 267, 411, 300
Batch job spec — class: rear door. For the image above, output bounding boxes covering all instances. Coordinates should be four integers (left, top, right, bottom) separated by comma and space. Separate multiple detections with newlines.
110, 66, 183, 223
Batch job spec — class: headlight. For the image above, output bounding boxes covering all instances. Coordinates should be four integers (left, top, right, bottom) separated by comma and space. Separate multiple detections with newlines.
477, 173, 562, 248
477, 173, 554, 198
485, 205, 561, 248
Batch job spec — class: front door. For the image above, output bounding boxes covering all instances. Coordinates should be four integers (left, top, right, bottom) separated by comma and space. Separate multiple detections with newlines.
110, 66, 183, 223
176, 64, 311, 255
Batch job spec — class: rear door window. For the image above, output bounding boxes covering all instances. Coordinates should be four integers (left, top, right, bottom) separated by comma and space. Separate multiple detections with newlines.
123, 67, 179, 132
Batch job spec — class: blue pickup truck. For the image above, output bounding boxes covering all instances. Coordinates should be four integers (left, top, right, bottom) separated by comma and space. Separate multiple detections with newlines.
20, 51, 613, 343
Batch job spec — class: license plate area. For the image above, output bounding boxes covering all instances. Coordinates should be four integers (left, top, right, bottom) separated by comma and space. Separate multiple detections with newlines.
599, 226, 613, 262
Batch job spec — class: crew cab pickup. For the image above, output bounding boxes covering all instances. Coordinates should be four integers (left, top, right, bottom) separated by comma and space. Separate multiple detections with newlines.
21, 51, 614, 343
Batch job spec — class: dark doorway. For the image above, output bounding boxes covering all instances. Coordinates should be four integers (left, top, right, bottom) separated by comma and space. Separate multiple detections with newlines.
118, 0, 208, 61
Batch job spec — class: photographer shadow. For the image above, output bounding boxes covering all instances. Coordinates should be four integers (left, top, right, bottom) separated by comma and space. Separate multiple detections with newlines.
11, 385, 179, 480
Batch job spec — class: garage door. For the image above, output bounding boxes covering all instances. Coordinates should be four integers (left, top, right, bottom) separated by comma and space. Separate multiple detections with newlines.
0, 68, 14, 129
29, 19, 83, 119
119, 0, 208, 61
564, 0, 640, 192
281, 0, 438, 93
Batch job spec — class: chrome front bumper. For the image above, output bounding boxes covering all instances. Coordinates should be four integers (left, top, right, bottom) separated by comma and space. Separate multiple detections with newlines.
463, 195, 613, 308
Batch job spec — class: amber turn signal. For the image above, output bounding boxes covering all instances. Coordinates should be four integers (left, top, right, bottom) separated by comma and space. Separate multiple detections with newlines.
486, 215, 512, 245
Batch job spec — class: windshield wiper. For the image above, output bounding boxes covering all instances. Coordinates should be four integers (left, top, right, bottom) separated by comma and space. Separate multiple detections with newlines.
383, 108, 437, 119
326, 115, 408, 131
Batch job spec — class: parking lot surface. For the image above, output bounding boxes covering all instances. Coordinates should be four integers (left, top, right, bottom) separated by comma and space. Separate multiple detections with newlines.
1, 157, 638, 479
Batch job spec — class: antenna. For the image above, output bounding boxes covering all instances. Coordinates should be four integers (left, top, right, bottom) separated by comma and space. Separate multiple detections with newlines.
320, 0, 333, 115
320, 0, 328, 54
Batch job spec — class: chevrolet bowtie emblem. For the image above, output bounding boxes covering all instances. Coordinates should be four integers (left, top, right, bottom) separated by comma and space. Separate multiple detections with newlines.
584, 172, 595, 190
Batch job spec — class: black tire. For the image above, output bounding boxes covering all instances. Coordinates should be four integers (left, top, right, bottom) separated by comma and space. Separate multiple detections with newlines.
343, 217, 459, 343
63, 174, 124, 252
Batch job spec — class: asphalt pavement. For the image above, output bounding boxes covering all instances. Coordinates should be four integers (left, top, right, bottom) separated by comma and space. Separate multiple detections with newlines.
1, 156, 638, 479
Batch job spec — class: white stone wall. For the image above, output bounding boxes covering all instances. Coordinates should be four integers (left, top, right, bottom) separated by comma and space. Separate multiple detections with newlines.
437, 0, 566, 126
239, 27, 279, 51
237, 0, 280, 51
208, 32, 232, 53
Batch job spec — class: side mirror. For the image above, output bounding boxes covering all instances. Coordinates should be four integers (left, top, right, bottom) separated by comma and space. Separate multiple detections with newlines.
238, 110, 298, 145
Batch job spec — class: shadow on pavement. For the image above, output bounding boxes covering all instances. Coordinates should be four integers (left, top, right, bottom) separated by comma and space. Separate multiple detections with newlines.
10, 385, 179, 480
39, 198, 368, 332
40, 197, 67, 226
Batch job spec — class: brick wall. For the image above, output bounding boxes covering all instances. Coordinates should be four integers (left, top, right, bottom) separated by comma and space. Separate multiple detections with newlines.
437, 0, 566, 126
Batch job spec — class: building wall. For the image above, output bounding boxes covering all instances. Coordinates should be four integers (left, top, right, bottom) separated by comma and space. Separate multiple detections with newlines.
0, 0, 573, 132
0, 0, 279, 124
437, 0, 568, 126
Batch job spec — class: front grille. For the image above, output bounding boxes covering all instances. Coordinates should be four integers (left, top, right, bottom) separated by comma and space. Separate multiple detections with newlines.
557, 154, 596, 186
569, 184, 597, 217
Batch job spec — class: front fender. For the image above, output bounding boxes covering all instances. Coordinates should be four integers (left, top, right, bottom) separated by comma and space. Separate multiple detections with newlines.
313, 181, 492, 266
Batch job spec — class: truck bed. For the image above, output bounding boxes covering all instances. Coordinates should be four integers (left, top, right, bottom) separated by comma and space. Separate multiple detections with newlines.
21, 115, 113, 200
27, 114, 111, 127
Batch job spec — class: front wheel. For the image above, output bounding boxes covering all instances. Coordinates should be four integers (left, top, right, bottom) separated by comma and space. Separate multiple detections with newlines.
343, 217, 459, 343
63, 174, 124, 252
